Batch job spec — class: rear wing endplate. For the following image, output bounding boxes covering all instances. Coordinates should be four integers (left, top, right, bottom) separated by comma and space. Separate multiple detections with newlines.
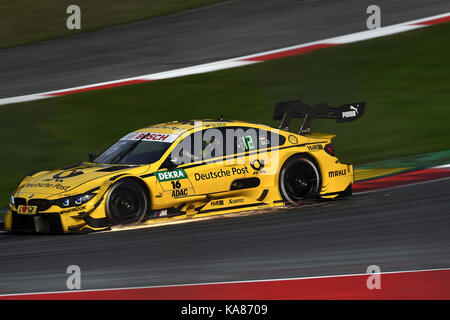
273, 100, 366, 134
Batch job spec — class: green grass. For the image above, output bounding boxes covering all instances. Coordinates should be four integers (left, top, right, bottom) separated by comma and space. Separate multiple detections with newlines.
0, 0, 224, 49
0, 23, 449, 207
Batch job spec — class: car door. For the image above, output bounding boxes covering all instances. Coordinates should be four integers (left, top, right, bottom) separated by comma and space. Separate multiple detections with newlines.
181, 127, 239, 196
158, 128, 237, 198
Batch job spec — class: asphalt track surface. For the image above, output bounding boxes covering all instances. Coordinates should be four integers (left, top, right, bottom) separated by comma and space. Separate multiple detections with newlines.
0, 0, 449, 296
1, 0, 450, 98
0, 178, 449, 295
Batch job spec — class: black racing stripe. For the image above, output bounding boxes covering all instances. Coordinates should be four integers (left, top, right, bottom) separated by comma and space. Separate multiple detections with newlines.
194, 204, 208, 212
109, 173, 128, 181
257, 189, 269, 202
140, 141, 327, 178
83, 215, 110, 228
199, 202, 267, 214
319, 191, 342, 197
60, 163, 81, 170
68, 222, 87, 231
178, 142, 325, 171
140, 172, 155, 178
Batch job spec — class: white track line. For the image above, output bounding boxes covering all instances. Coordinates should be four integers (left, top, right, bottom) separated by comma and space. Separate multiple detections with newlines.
354, 176, 450, 195
353, 163, 450, 194
1, 266, 449, 298
0, 12, 448, 107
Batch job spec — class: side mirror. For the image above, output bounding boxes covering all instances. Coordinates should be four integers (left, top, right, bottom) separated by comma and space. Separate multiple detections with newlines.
162, 156, 178, 171
88, 151, 97, 162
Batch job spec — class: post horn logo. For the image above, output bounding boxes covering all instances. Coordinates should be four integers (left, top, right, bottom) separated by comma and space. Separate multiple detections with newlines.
44, 170, 84, 182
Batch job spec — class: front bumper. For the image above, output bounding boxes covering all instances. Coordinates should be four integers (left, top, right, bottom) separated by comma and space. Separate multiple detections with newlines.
5, 199, 111, 234
9, 210, 64, 233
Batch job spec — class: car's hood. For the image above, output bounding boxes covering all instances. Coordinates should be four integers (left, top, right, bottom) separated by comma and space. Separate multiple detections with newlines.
16, 163, 150, 198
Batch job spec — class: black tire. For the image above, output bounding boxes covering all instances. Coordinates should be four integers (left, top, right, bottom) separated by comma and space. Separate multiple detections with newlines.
105, 179, 149, 225
279, 156, 321, 204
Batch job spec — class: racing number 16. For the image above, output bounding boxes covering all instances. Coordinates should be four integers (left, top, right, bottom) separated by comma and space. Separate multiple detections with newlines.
171, 180, 181, 189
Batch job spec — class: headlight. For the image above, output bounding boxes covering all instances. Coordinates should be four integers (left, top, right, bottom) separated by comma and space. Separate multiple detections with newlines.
10, 195, 15, 205
56, 193, 96, 208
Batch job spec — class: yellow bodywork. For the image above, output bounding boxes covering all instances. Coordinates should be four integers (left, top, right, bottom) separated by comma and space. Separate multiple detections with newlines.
5, 120, 353, 233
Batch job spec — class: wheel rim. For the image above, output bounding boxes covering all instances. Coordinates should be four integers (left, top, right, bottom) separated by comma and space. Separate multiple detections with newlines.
281, 159, 319, 203
108, 183, 146, 224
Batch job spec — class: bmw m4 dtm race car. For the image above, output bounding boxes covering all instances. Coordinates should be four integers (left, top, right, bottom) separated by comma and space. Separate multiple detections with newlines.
5, 99, 365, 233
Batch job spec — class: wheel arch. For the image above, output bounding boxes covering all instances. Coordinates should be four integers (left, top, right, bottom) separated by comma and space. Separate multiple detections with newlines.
104, 176, 152, 225
277, 151, 323, 201
280, 152, 322, 180
110, 176, 151, 203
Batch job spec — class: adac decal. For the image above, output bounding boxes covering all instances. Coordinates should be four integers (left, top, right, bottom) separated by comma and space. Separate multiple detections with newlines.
307, 144, 323, 152
156, 169, 187, 182
172, 188, 189, 198
328, 169, 347, 178
167, 179, 190, 198
194, 167, 249, 181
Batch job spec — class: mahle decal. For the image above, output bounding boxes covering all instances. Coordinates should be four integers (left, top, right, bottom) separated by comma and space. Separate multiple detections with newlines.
156, 169, 187, 182
328, 169, 347, 178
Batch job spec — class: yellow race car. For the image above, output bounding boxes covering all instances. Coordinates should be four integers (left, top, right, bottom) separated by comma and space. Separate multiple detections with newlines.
5, 100, 365, 233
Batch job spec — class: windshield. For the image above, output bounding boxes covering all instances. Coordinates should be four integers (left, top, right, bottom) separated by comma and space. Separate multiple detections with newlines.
93, 132, 178, 165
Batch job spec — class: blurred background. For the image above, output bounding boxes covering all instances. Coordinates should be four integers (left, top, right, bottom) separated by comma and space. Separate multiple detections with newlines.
0, 0, 449, 207
0, 0, 224, 48
1, 0, 450, 298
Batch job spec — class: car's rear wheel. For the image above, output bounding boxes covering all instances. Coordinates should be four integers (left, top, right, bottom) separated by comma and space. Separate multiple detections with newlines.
279, 156, 321, 204
105, 179, 148, 225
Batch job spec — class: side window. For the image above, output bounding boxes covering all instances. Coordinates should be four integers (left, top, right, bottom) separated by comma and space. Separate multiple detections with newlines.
202, 128, 224, 160
223, 127, 257, 156
171, 127, 287, 164
223, 127, 286, 154
170, 133, 199, 165
257, 129, 286, 149
171, 129, 225, 164
240, 133, 257, 151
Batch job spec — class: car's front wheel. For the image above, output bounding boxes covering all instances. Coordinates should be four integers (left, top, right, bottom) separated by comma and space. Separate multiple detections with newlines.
279, 156, 321, 204
105, 179, 148, 225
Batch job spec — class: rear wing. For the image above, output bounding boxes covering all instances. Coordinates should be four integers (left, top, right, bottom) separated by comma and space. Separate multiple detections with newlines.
273, 100, 365, 134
